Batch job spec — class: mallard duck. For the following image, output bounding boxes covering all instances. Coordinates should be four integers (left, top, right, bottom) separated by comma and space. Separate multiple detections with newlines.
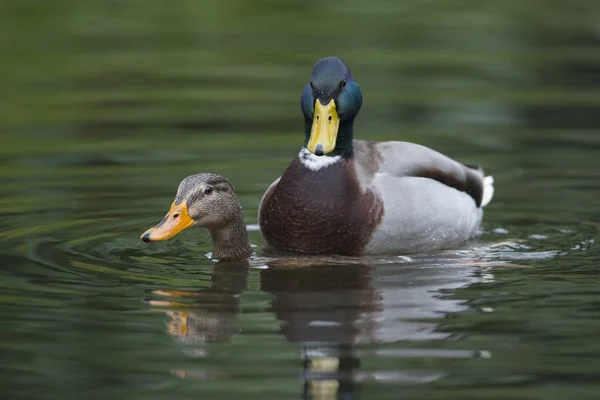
141, 173, 252, 261
258, 57, 494, 255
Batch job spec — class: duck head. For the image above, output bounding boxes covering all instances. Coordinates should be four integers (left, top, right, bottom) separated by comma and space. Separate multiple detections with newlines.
301, 57, 363, 157
141, 173, 243, 242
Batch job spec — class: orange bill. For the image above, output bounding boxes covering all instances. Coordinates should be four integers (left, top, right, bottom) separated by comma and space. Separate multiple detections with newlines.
141, 201, 194, 242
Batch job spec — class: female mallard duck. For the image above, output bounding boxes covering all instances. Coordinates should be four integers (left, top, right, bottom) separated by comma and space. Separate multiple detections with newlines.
141, 173, 252, 261
258, 57, 494, 255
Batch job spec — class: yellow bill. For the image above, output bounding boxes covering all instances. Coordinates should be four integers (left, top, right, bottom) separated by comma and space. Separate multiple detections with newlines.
141, 201, 194, 242
307, 99, 339, 155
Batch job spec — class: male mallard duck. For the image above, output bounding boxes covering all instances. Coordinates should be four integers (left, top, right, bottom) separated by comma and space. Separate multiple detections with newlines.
141, 173, 252, 261
258, 57, 494, 255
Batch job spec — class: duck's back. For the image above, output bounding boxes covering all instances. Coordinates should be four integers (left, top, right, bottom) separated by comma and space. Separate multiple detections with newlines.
354, 140, 489, 254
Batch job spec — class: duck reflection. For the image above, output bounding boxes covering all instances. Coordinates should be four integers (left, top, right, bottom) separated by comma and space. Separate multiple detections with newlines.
148, 264, 248, 352
149, 257, 483, 397
149, 260, 375, 397
261, 262, 376, 399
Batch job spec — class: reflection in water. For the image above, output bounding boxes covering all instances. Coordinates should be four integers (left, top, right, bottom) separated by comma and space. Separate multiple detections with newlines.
149, 258, 486, 397
369, 262, 482, 343
148, 264, 248, 363
261, 264, 376, 398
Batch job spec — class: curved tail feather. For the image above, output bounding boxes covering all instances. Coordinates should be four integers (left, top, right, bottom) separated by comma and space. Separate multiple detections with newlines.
481, 176, 494, 207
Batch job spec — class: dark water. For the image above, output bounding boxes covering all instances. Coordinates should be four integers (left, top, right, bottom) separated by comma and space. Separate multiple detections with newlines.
1, 1, 600, 399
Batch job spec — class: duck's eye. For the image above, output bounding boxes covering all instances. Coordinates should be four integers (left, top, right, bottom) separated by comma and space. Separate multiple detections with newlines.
204, 186, 213, 195
341, 80, 347, 88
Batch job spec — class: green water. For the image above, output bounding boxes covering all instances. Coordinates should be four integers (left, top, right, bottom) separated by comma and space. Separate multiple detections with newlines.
1, 1, 600, 399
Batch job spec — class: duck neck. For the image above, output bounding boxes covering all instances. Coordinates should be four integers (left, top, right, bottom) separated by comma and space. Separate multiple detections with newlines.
208, 214, 252, 261
304, 119, 355, 158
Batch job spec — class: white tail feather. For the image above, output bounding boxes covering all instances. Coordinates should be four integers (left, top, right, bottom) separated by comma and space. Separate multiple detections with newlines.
481, 176, 494, 207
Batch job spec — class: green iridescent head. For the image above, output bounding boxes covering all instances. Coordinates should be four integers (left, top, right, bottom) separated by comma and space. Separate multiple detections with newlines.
300, 57, 363, 157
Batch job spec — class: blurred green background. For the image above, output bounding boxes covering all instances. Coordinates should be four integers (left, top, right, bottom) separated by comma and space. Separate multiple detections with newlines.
3, 0, 600, 144
1, 1, 600, 399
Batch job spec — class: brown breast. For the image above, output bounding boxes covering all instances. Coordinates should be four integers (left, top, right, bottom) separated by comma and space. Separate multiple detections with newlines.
259, 157, 383, 255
